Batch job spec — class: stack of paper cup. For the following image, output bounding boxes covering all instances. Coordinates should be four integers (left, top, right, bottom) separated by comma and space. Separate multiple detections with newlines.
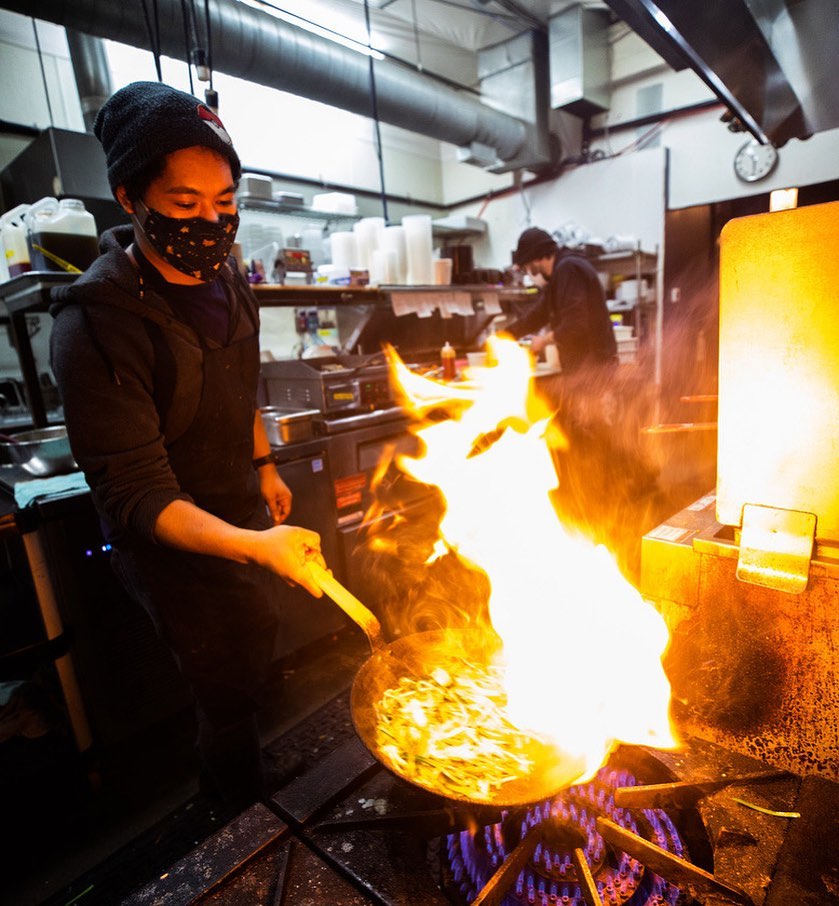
369, 249, 386, 285
402, 214, 433, 285
370, 248, 401, 285
330, 231, 357, 271
381, 225, 407, 284
353, 217, 384, 271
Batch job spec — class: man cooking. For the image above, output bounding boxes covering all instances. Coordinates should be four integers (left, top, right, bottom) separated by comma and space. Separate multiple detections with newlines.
505, 226, 656, 581
507, 226, 617, 374
50, 81, 326, 810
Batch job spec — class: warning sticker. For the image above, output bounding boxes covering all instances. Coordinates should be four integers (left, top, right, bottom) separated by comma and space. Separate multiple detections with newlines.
647, 524, 693, 544
334, 473, 367, 511
687, 493, 716, 512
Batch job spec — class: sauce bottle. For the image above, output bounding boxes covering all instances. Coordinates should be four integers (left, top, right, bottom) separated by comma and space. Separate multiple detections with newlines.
441, 341, 456, 381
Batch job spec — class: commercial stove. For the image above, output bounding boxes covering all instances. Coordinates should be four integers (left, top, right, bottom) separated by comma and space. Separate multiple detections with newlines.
123, 202, 839, 904
260, 353, 396, 417
642, 200, 839, 785
122, 690, 839, 905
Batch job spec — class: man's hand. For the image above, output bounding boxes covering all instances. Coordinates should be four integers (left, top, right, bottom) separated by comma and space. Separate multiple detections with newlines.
153, 499, 326, 598
258, 464, 293, 524
249, 524, 326, 597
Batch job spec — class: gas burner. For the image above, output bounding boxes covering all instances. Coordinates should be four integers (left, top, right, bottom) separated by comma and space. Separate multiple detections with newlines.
444, 767, 685, 906
125, 693, 839, 906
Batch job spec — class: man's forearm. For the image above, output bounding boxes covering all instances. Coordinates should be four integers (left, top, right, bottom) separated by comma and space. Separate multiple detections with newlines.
153, 498, 255, 563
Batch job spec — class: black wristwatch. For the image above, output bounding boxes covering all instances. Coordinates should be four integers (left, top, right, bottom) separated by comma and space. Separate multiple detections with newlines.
253, 453, 275, 469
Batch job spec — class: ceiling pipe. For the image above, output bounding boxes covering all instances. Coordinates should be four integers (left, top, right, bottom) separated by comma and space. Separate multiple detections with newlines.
65, 30, 112, 132
1, 0, 557, 170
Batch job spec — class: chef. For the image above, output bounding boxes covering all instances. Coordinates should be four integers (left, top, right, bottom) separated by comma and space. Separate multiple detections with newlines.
50, 81, 326, 809
507, 226, 617, 373
506, 227, 655, 579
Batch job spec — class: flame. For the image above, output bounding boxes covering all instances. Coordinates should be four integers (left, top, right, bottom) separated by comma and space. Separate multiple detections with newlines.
384, 336, 677, 784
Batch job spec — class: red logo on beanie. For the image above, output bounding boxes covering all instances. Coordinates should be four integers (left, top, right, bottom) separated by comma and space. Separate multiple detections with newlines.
197, 104, 232, 145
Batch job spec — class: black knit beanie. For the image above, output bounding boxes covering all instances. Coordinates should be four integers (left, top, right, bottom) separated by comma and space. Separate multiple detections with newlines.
512, 227, 558, 267
93, 81, 242, 193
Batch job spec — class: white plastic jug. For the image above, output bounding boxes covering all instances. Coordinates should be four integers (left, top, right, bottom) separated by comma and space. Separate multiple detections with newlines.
0, 203, 32, 280
25, 197, 99, 273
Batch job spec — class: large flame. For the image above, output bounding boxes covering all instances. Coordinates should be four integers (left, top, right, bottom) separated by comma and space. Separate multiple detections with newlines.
385, 336, 677, 784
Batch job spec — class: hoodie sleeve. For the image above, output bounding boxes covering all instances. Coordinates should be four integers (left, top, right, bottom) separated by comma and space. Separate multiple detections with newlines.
50, 301, 193, 543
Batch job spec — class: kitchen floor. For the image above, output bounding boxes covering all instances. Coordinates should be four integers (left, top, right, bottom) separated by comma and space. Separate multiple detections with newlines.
3, 627, 370, 906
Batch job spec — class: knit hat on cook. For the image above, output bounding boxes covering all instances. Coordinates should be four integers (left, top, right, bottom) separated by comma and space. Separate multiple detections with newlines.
93, 81, 242, 192
512, 227, 558, 267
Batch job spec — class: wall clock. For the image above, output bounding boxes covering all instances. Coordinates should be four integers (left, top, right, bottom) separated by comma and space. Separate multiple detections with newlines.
733, 138, 779, 182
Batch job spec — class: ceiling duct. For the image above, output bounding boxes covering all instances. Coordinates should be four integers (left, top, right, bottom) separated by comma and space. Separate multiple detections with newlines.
476, 29, 555, 172
602, 0, 839, 146
549, 4, 610, 117
0, 0, 558, 171
65, 30, 112, 132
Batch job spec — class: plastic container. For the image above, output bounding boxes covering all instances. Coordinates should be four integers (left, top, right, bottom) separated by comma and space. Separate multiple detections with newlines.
616, 336, 639, 364
0, 203, 32, 279
25, 197, 99, 273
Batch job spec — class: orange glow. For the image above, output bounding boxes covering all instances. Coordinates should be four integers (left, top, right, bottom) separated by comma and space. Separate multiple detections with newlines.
386, 336, 677, 785
718, 201, 839, 544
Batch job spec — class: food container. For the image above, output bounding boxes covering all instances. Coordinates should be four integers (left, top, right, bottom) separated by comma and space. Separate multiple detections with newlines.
0, 425, 77, 476
259, 407, 319, 445
616, 336, 639, 364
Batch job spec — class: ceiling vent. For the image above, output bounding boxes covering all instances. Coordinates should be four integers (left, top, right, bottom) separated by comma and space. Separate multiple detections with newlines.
476, 29, 554, 172
549, 4, 611, 117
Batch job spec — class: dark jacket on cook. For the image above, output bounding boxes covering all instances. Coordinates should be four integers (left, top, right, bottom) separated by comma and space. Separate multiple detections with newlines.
49, 224, 260, 544
508, 249, 617, 375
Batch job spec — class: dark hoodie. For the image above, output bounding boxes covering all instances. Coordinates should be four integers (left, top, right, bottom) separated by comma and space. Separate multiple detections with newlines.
50, 225, 260, 544
507, 248, 617, 375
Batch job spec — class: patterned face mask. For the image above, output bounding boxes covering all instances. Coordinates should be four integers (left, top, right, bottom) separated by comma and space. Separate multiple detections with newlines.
135, 199, 239, 282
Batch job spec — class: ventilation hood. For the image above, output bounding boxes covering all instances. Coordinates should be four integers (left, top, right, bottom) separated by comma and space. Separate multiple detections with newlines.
603, 0, 839, 147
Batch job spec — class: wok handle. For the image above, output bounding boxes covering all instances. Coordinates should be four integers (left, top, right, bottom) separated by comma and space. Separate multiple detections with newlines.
307, 562, 385, 652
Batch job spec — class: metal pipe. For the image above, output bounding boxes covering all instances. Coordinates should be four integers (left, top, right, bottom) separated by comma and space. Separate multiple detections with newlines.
65, 30, 112, 131
1, 0, 550, 167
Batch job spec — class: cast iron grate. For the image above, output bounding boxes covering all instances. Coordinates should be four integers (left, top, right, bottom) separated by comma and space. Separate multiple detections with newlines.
36, 690, 355, 906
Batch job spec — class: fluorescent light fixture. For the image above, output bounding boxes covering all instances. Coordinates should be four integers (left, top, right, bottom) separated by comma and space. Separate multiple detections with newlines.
243, 1, 385, 60
770, 188, 798, 212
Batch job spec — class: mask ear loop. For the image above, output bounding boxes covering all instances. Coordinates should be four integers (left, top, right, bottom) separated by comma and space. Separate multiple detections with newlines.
133, 198, 151, 230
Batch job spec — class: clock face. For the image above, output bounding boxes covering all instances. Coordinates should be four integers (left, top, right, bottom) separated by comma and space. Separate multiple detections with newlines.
734, 139, 779, 182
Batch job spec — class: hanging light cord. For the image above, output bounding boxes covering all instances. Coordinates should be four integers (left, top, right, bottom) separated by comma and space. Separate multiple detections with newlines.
363, 0, 389, 223
32, 18, 55, 126
410, 0, 423, 71
139, 0, 164, 81
203, 0, 214, 90
179, 0, 195, 94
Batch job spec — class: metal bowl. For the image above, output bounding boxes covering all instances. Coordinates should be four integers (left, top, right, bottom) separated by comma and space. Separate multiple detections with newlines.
1, 426, 78, 477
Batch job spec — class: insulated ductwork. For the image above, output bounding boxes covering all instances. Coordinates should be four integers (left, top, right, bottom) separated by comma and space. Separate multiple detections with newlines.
65, 30, 112, 132
1, 0, 557, 171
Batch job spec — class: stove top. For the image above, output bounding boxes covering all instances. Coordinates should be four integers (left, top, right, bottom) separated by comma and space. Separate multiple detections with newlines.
123, 692, 839, 905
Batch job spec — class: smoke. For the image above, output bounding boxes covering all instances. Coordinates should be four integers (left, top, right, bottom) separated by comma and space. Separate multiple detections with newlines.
349, 452, 493, 642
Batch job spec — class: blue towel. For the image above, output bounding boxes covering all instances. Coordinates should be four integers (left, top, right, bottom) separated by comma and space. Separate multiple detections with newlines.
14, 471, 90, 508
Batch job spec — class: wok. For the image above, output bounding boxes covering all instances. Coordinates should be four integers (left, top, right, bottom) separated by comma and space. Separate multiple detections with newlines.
308, 563, 586, 806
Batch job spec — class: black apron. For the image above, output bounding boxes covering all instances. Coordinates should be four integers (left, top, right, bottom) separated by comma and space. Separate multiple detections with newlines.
111, 293, 279, 726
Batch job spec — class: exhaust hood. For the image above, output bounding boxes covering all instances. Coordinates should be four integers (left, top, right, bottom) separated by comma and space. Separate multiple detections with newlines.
603, 0, 839, 147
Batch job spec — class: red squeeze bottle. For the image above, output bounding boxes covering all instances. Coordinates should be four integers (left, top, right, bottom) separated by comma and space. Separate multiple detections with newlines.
441, 341, 456, 380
